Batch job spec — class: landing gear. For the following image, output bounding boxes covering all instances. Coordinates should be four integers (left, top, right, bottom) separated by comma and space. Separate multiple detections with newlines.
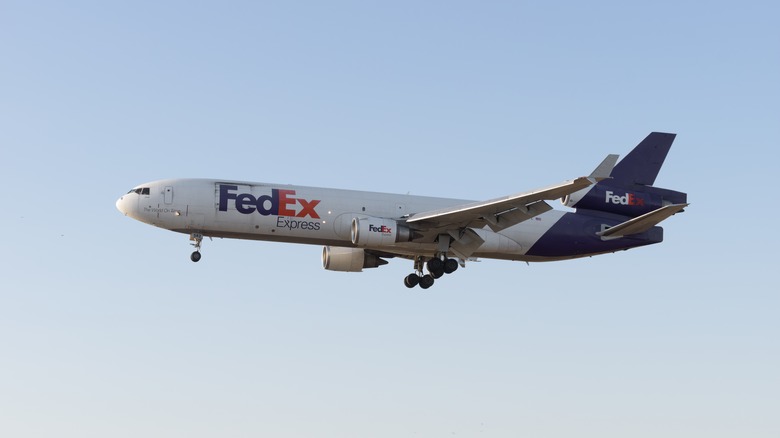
443, 258, 458, 274
427, 258, 444, 276
403, 272, 436, 289
404, 273, 420, 288
404, 255, 461, 289
190, 232, 203, 262
419, 274, 435, 289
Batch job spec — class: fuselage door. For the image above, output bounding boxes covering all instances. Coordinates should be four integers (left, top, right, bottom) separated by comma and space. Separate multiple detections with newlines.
164, 186, 173, 204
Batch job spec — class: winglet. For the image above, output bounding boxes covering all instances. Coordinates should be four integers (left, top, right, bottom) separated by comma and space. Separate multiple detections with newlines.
563, 154, 619, 206
590, 154, 619, 180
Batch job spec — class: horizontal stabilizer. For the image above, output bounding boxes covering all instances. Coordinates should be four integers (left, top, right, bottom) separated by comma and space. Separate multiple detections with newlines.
597, 203, 688, 239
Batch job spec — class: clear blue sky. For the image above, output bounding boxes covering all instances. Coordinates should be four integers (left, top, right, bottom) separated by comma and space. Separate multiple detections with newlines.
1, 1, 778, 437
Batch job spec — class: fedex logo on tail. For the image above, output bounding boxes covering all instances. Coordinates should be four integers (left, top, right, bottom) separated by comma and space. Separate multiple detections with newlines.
219, 185, 321, 218
605, 190, 645, 206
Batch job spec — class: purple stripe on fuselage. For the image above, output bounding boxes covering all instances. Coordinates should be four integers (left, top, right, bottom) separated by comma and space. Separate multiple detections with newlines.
526, 211, 663, 258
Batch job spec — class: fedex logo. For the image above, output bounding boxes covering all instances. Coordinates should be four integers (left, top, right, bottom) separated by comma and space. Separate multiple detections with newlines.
218, 185, 321, 218
605, 190, 645, 206
369, 224, 392, 234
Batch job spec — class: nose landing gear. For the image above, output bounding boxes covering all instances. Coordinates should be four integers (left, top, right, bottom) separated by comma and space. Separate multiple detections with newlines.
190, 232, 203, 262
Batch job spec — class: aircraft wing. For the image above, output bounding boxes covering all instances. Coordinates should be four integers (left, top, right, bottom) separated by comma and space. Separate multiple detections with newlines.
406, 176, 597, 232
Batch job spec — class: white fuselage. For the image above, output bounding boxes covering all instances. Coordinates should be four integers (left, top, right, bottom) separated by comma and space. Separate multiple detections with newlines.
116, 178, 568, 261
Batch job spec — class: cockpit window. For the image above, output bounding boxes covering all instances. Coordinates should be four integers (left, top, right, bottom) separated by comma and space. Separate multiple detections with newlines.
127, 187, 151, 195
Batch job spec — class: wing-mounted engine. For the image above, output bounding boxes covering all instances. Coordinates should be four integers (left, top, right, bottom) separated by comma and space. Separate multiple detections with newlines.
351, 216, 414, 247
322, 246, 388, 272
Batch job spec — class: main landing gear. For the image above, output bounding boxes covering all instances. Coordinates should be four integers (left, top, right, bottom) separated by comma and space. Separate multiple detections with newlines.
404, 255, 460, 289
190, 232, 203, 262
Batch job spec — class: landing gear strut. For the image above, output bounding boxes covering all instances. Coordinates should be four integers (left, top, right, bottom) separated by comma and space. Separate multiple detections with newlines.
404, 254, 461, 289
190, 232, 203, 262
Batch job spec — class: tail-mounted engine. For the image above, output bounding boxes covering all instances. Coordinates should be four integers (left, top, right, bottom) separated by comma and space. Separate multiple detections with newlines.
351, 217, 413, 247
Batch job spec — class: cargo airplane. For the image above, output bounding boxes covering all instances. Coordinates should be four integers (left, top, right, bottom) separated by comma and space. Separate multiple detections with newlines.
116, 132, 688, 288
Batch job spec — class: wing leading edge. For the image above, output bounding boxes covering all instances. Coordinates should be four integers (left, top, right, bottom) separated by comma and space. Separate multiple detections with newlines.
406, 176, 597, 232
404, 154, 619, 233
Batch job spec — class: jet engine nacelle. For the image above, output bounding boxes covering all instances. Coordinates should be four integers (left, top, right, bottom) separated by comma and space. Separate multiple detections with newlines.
351, 216, 413, 247
322, 246, 388, 272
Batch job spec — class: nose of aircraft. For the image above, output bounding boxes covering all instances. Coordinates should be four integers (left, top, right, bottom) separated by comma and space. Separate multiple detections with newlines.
116, 195, 130, 216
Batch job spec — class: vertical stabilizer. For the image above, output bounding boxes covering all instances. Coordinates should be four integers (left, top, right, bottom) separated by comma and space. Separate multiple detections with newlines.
563, 132, 687, 218
610, 132, 675, 186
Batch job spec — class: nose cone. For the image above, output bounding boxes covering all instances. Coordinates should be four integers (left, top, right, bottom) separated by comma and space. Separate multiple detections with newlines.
116, 195, 131, 216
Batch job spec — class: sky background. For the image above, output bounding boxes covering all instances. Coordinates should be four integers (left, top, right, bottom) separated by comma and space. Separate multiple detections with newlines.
1, 1, 778, 437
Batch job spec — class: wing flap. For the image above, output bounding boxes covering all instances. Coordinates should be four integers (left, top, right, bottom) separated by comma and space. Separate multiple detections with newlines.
483, 200, 552, 232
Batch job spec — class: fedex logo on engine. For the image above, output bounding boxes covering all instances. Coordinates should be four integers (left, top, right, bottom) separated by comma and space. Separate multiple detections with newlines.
605, 190, 645, 206
218, 185, 321, 218
369, 224, 392, 234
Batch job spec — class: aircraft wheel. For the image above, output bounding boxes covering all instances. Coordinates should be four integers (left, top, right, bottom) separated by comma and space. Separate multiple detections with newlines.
431, 269, 444, 279
191, 251, 202, 262
404, 274, 419, 288
427, 258, 443, 273
444, 258, 458, 274
419, 274, 435, 289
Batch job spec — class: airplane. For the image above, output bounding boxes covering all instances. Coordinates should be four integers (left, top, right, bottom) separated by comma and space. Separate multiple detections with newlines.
116, 132, 688, 288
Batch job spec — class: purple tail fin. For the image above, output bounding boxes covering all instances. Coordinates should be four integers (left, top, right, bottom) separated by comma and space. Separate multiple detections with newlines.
610, 132, 675, 186
564, 132, 687, 218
